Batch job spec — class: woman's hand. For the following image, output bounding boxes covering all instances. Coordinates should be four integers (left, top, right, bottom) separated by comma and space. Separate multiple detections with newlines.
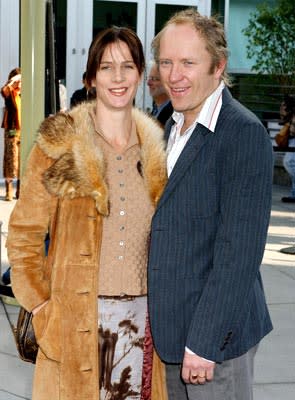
32, 300, 49, 316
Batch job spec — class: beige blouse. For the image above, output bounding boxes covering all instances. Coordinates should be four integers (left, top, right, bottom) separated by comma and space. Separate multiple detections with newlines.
94, 126, 154, 296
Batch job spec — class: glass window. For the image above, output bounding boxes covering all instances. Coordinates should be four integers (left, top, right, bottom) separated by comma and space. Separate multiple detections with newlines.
155, 4, 197, 35
93, 1, 137, 37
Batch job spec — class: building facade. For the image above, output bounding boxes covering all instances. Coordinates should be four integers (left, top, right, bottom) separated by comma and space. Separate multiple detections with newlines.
0, 0, 275, 178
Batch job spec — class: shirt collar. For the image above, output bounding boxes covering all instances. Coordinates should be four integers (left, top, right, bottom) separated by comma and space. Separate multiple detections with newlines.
172, 81, 225, 135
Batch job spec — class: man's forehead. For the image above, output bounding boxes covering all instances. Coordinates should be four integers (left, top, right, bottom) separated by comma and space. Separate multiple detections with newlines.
161, 22, 198, 37
159, 24, 203, 53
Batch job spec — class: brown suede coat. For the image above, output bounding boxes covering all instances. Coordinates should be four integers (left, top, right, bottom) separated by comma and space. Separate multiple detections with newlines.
7, 103, 168, 400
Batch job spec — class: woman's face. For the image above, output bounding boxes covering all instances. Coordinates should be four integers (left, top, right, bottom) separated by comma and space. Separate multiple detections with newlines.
92, 40, 142, 111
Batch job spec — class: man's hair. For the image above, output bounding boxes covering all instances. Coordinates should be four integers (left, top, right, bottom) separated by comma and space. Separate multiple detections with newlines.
86, 26, 145, 88
152, 8, 231, 86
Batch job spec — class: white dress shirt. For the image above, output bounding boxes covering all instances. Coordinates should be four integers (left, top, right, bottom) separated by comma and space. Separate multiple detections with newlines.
167, 81, 225, 177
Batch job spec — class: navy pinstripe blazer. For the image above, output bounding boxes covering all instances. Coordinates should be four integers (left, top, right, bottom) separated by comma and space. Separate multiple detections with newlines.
147, 87, 273, 363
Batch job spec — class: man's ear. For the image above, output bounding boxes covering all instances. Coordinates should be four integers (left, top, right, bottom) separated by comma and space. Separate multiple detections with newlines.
214, 58, 226, 79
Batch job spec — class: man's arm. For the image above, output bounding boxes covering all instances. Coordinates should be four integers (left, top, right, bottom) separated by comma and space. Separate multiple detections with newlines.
185, 119, 273, 363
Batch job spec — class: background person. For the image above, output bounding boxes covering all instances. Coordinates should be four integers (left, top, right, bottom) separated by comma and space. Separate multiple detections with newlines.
70, 71, 96, 107
1, 67, 21, 201
147, 62, 173, 127
277, 95, 295, 203
148, 9, 273, 400
58, 79, 68, 112
7, 26, 167, 400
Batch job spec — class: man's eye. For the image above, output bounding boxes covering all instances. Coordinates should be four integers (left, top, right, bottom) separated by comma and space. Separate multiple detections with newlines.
183, 61, 194, 65
159, 60, 171, 67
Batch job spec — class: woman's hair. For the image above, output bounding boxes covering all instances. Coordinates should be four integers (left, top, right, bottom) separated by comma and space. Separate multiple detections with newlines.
86, 26, 145, 88
152, 8, 231, 86
8, 67, 21, 80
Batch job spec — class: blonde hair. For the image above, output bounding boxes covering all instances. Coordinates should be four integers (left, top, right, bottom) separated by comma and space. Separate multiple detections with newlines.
152, 8, 231, 86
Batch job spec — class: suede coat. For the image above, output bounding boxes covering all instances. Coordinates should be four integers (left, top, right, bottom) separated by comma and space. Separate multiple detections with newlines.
7, 102, 168, 400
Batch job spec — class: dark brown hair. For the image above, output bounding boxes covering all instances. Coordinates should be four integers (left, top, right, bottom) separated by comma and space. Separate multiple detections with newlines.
86, 26, 145, 88
152, 8, 231, 86
8, 67, 21, 80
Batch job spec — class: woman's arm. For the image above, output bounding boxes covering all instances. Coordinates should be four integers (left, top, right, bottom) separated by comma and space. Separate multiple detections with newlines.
7, 145, 56, 312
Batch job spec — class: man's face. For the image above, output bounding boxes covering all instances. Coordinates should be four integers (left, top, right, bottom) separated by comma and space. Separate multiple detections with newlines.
147, 65, 166, 98
280, 101, 287, 121
158, 23, 225, 125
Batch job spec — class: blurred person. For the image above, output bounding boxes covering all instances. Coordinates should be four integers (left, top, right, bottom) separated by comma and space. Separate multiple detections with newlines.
278, 95, 295, 203
279, 94, 295, 124
147, 8, 273, 400
7, 26, 167, 400
58, 79, 68, 112
70, 71, 96, 107
147, 62, 173, 127
1, 67, 21, 200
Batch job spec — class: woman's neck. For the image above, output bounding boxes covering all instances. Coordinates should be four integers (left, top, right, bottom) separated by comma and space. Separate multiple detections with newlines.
94, 104, 134, 153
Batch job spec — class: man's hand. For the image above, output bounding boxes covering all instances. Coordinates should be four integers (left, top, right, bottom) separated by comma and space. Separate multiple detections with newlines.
182, 351, 216, 385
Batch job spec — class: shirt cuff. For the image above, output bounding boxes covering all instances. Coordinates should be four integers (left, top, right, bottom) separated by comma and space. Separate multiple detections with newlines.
185, 346, 214, 363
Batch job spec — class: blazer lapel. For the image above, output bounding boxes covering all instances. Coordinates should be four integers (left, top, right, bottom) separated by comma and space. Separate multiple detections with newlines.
157, 123, 212, 211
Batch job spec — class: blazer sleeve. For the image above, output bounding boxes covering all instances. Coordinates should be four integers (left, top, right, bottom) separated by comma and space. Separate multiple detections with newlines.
185, 119, 273, 361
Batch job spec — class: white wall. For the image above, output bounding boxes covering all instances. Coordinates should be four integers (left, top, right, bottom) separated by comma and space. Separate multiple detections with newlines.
0, 0, 20, 179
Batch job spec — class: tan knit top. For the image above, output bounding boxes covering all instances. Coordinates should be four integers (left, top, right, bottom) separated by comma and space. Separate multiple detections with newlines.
94, 126, 154, 296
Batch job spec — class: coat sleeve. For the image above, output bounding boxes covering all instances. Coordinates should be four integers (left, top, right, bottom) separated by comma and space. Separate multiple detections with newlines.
6, 145, 56, 312
185, 119, 273, 361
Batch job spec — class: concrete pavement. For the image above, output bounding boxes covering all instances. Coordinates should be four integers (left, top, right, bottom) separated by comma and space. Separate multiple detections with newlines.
0, 181, 294, 400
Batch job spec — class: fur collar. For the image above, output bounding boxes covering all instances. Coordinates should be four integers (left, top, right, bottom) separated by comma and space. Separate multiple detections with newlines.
36, 102, 167, 216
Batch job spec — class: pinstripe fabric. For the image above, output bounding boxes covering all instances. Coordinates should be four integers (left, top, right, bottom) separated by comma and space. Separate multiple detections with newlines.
147, 87, 273, 364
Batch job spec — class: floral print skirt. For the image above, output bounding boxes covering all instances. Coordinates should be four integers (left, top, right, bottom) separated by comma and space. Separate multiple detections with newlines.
98, 295, 153, 400
3, 130, 20, 179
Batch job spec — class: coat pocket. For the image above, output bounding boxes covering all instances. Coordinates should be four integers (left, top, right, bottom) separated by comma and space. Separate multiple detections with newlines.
32, 299, 61, 362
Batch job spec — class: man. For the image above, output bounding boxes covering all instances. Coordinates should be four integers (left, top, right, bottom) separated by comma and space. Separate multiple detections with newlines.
147, 8, 273, 400
147, 62, 173, 127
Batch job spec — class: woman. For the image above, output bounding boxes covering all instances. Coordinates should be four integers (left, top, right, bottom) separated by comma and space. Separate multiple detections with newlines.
7, 27, 167, 400
1, 67, 21, 200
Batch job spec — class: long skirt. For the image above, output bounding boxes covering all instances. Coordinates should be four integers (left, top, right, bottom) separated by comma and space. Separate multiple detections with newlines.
98, 295, 153, 400
3, 129, 20, 179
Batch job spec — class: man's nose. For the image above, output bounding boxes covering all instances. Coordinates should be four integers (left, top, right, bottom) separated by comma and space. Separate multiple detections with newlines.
169, 64, 182, 82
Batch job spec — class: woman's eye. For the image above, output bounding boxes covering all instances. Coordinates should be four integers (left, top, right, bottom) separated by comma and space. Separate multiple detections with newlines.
100, 65, 111, 70
124, 64, 134, 69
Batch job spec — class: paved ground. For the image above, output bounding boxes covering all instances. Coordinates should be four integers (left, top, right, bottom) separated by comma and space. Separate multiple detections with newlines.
0, 181, 294, 400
